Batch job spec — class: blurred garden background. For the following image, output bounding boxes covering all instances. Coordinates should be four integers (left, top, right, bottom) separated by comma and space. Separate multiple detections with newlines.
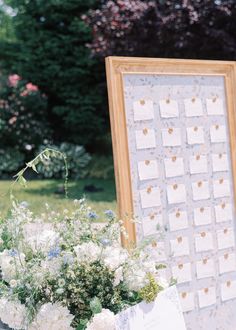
0, 0, 236, 216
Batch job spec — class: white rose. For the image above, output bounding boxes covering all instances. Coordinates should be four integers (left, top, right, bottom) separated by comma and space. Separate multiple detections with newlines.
29, 303, 73, 330
86, 309, 115, 330
103, 246, 128, 271
0, 298, 27, 330
0, 250, 25, 282
74, 242, 101, 263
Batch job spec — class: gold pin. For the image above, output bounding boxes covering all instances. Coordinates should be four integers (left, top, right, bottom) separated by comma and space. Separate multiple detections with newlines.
198, 181, 202, 187
147, 186, 152, 194
168, 128, 173, 134
224, 253, 229, 260
219, 153, 223, 159
222, 203, 226, 209
177, 236, 182, 243
143, 128, 148, 135
201, 232, 206, 238
173, 184, 178, 190
178, 264, 183, 269
212, 97, 217, 103
151, 241, 157, 248
194, 126, 198, 132
204, 288, 209, 294
219, 178, 224, 184
176, 211, 181, 218
224, 228, 228, 234
200, 207, 204, 213
149, 214, 155, 220
192, 97, 196, 103
203, 258, 208, 265
196, 155, 201, 160
215, 124, 219, 130
166, 98, 170, 104
172, 156, 177, 162
182, 292, 187, 299
145, 160, 150, 165
140, 99, 145, 105
227, 281, 231, 287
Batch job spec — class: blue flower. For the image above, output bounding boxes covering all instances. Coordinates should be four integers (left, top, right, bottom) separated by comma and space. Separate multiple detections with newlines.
9, 249, 17, 257
47, 246, 61, 260
104, 210, 115, 218
87, 211, 98, 219
100, 238, 111, 246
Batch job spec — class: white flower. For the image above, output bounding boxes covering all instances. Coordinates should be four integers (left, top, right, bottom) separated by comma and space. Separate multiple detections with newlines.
103, 246, 128, 271
41, 257, 62, 276
23, 223, 59, 254
10, 279, 18, 288
0, 298, 27, 329
0, 250, 25, 282
156, 276, 169, 289
29, 303, 74, 330
74, 242, 101, 263
114, 267, 123, 286
86, 309, 116, 330
123, 260, 148, 291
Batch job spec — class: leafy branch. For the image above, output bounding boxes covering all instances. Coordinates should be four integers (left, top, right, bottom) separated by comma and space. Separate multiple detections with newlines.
10, 148, 69, 199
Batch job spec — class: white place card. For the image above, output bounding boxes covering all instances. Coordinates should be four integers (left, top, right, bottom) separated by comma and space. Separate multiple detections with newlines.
196, 258, 215, 279
161, 128, 181, 147
138, 160, 159, 181
159, 99, 179, 118
164, 157, 184, 178
206, 97, 224, 115
189, 154, 207, 174
221, 280, 236, 302
142, 213, 163, 236
167, 183, 186, 205
195, 232, 214, 252
186, 126, 204, 145
210, 125, 227, 143
198, 287, 216, 308
133, 99, 154, 121
192, 181, 210, 201
179, 291, 195, 313
184, 97, 203, 117
172, 262, 192, 284
169, 210, 188, 231
193, 206, 212, 226
213, 178, 230, 198
140, 186, 161, 209
170, 236, 190, 257
217, 228, 235, 250
219, 253, 236, 274
212, 153, 229, 172
135, 128, 156, 149
215, 203, 233, 223
115, 286, 187, 330
147, 241, 166, 262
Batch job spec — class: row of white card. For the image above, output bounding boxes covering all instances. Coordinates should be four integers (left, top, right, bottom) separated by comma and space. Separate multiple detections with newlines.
171, 254, 236, 284
142, 204, 233, 236
133, 98, 224, 121
179, 281, 236, 312
148, 228, 235, 260
140, 180, 230, 208
138, 154, 229, 180
135, 125, 227, 149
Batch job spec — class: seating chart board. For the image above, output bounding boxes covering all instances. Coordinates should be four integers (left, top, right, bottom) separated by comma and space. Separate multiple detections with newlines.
106, 57, 236, 330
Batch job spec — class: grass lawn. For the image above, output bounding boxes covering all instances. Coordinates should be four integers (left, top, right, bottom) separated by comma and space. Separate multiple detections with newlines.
0, 178, 117, 219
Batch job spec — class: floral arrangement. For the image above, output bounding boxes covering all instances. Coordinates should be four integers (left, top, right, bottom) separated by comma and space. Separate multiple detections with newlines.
0, 149, 168, 330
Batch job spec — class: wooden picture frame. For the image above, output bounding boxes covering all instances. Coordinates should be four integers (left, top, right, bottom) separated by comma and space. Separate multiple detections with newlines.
106, 57, 236, 329
106, 57, 236, 245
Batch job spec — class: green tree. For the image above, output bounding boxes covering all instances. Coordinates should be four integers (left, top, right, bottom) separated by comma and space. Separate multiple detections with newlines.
1, 0, 107, 148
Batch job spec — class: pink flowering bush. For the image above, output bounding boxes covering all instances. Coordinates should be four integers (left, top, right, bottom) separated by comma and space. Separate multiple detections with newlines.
0, 74, 51, 176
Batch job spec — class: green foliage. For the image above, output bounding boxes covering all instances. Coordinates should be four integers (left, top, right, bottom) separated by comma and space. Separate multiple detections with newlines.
87, 155, 114, 179
139, 273, 162, 303
36, 142, 91, 179
0, 75, 51, 161
1, 0, 107, 148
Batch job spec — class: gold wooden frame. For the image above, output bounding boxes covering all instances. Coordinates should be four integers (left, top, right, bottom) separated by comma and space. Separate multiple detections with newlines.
105, 56, 236, 247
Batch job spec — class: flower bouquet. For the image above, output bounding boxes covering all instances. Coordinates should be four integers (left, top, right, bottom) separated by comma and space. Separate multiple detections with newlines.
0, 150, 168, 329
